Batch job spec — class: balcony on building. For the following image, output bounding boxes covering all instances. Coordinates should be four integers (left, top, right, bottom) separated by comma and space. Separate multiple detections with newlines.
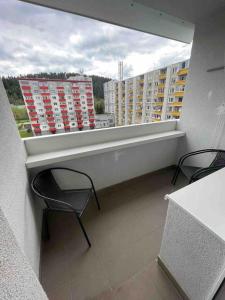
1, 1, 225, 300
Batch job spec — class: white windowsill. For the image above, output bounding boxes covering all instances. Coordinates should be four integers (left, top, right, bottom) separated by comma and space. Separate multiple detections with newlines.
25, 130, 185, 168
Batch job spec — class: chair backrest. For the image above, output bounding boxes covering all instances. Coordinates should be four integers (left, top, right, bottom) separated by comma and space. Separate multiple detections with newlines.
32, 169, 73, 211
210, 151, 225, 167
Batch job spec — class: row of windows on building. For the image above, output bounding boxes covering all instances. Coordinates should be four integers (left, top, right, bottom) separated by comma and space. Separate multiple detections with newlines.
20, 80, 92, 88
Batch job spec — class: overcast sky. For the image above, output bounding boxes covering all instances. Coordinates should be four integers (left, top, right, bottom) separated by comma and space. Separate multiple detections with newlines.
0, 0, 192, 79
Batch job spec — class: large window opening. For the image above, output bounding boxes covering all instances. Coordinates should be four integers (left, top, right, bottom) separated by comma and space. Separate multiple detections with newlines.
0, 0, 192, 138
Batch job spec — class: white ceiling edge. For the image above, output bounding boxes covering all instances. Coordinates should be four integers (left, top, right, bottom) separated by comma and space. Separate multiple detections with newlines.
20, 0, 194, 43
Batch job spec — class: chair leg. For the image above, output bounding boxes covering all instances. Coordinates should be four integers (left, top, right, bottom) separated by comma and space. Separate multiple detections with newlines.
93, 187, 101, 210
76, 215, 91, 247
171, 167, 180, 185
43, 209, 50, 240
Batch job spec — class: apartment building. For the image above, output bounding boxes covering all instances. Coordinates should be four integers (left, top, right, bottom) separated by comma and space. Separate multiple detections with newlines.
19, 76, 96, 136
103, 80, 116, 114
104, 60, 189, 126
95, 113, 115, 129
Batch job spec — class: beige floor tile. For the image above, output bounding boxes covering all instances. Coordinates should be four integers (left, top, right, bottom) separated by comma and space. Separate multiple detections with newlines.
70, 250, 110, 300
148, 261, 184, 300
96, 226, 163, 288
44, 281, 72, 300
41, 168, 186, 300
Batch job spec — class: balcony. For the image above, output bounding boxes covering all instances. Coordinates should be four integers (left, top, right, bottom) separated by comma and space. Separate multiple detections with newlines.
40, 168, 186, 299
174, 91, 184, 97
153, 102, 163, 106
43, 99, 51, 103
4, 1, 225, 300
177, 68, 188, 76
158, 83, 165, 88
24, 92, 33, 97
32, 123, 40, 127
169, 102, 183, 107
49, 128, 56, 133
46, 111, 54, 115
175, 80, 186, 86
31, 117, 38, 122
25, 99, 34, 104
159, 74, 166, 80
47, 117, 54, 121
21, 85, 31, 90
157, 93, 164, 98
152, 110, 162, 114
29, 111, 37, 116
27, 105, 35, 109
34, 128, 41, 133
167, 111, 181, 117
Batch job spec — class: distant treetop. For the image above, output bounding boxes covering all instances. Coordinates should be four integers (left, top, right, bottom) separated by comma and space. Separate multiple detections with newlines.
1, 72, 111, 105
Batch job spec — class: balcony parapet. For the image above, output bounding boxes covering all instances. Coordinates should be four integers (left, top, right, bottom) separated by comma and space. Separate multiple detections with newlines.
23, 120, 184, 168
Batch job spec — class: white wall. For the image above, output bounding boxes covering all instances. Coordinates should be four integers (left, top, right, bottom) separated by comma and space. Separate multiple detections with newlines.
0, 209, 47, 299
177, 12, 225, 164
29, 137, 179, 191
0, 80, 42, 276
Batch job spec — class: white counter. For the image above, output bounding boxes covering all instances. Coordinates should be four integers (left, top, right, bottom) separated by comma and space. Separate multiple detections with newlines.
166, 167, 225, 242
160, 168, 225, 300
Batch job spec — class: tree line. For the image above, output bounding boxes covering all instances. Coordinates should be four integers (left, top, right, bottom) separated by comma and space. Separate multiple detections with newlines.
1, 73, 111, 112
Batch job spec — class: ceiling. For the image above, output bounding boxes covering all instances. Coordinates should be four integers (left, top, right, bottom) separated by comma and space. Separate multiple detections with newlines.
135, 0, 225, 23
20, 0, 195, 43
20, 0, 225, 43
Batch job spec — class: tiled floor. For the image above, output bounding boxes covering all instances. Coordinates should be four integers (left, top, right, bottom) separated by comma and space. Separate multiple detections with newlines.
41, 168, 187, 300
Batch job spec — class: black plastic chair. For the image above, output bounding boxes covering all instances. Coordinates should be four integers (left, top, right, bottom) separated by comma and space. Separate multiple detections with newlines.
172, 149, 225, 185
31, 167, 100, 247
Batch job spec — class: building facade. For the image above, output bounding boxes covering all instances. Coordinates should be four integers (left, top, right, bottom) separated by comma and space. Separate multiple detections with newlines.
104, 60, 189, 126
103, 80, 116, 114
95, 113, 115, 129
19, 76, 95, 136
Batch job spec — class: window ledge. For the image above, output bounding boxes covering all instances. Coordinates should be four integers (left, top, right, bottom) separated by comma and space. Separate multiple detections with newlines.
26, 130, 185, 168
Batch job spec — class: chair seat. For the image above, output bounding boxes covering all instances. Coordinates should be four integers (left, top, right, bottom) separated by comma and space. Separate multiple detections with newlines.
180, 165, 201, 180
54, 189, 93, 215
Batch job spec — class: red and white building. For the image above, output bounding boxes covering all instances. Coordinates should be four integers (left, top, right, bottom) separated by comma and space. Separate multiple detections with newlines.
19, 76, 96, 136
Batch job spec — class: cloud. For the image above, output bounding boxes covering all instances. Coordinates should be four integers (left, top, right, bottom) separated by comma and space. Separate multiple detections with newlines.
0, 0, 192, 79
